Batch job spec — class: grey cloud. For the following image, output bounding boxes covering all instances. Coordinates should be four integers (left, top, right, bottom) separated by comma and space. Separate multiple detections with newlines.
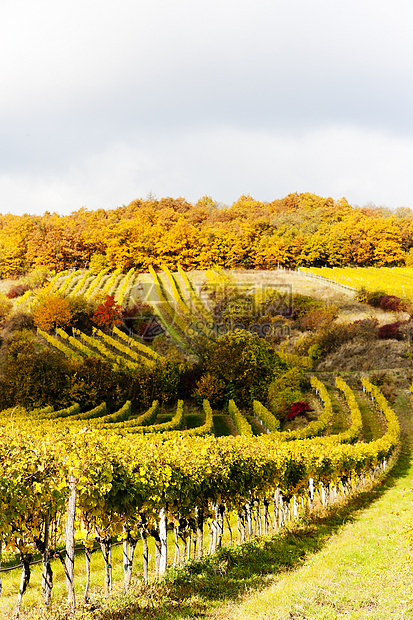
1, 0, 413, 214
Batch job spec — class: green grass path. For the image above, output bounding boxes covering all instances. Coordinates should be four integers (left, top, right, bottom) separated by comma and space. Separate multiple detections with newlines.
211, 390, 413, 620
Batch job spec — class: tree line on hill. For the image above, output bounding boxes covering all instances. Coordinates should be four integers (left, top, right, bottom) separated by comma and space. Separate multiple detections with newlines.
1, 192, 413, 278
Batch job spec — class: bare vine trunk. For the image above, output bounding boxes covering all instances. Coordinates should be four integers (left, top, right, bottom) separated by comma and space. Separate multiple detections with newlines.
15, 553, 32, 618
273, 487, 280, 530
140, 528, 149, 584
216, 504, 224, 549
41, 514, 53, 605
151, 527, 162, 577
173, 524, 180, 566
159, 508, 168, 575
123, 537, 137, 591
263, 499, 269, 534
99, 536, 113, 597
84, 547, 93, 602
245, 503, 252, 538
237, 511, 245, 543
224, 511, 233, 544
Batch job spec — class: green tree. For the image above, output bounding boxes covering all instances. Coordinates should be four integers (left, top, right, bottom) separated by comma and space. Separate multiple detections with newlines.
200, 329, 286, 405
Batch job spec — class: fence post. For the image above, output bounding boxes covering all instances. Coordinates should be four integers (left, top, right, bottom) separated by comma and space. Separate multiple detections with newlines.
159, 508, 168, 575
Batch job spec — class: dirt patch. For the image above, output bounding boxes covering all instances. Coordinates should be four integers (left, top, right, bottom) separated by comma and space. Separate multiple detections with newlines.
229, 269, 354, 304
317, 339, 413, 374
335, 302, 409, 325
0, 280, 15, 295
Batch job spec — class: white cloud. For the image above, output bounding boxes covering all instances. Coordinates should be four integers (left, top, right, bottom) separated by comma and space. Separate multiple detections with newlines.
1, 125, 413, 215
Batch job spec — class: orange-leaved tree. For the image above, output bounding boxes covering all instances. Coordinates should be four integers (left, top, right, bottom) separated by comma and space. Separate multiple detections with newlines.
33, 294, 73, 332
92, 295, 122, 330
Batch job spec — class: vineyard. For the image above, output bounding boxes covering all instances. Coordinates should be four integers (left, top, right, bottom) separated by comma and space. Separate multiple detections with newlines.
0, 372, 402, 615
299, 266, 413, 298
0, 265, 410, 618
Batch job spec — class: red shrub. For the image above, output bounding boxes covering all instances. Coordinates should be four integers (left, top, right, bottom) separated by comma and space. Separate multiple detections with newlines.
379, 295, 405, 312
93, 295, 122, 330
6, 283, 30, 299
288, 401, 313, 421
377, 321, 403, 340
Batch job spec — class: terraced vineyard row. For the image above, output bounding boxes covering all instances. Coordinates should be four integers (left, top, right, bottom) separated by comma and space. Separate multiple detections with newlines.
38, 325, 162, 369
14, 267, 141, 310
0, 375, 400, 615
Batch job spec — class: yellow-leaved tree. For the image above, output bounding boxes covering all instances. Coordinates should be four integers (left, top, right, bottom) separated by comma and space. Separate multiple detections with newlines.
33, 294, 73, 332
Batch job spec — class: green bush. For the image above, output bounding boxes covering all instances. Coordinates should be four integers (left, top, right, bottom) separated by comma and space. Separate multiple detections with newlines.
154, 359, 183, 404
268, 367, 304, 421
315, 322, 355, 356
66, 295, 97, 334
291, 294, 325, 319
202, 329, 286, 404
356, 288, 386, 307
297, 305, 338, 331
0, 347, 73, 410
192, 372, 225, 406
308, 343, 322, 361
294, 322, 355, 359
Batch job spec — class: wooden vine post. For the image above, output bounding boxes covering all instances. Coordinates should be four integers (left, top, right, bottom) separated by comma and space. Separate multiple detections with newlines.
65, 474, 77, 609
159, 508, 168, 575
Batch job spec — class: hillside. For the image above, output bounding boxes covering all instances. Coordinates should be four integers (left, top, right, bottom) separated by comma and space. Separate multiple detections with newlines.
0, 266, 412, 619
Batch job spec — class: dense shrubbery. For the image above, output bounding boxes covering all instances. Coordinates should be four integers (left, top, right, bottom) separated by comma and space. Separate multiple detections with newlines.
379, 295, 405, 311
268, 367, 304, 421
357, 288, 410, 314
0, 294, 12, 325
295, 321, 356, 359
292, 293, 413, 362
0, 332, 186, 412
352, 317, 378, 341
377, 321, 404, 340
291, 294, 328, 320
194, 329, 287, 405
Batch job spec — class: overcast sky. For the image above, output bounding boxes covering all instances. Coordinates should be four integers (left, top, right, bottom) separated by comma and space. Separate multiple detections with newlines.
2, 0, 413, 215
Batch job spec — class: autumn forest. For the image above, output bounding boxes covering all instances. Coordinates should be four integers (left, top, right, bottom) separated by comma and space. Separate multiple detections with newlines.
1, 192, 412, 278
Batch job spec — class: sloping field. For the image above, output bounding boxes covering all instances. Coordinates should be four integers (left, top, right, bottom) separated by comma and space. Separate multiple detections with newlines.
300, 266, 413, 299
